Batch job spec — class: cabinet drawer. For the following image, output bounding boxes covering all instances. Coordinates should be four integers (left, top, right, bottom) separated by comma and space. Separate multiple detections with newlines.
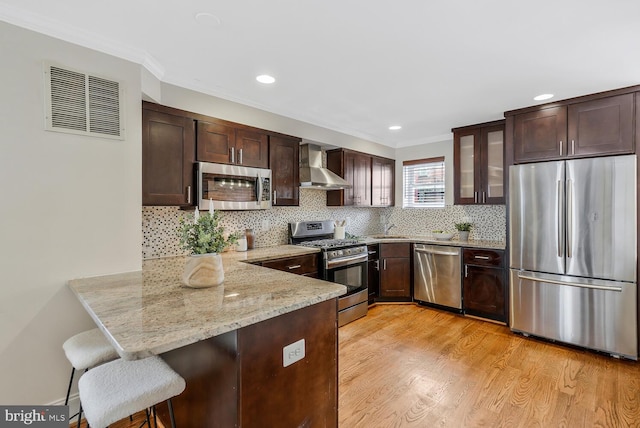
463, 248, 504, 267
262, 254, 319, 276
380, 243, 410, 258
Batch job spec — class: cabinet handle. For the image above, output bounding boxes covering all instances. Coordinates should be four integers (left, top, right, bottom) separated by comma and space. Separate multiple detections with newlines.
375, 260, 380, 271
571, 140, 575, 155
238, 148, 243, 164
287, 265, 301, 270
559, 140, 563, 156
474, 192, 478, 203
273, 190, 277, 205
465, 265, 468, 278
230, 147, 235, 164
383, 259, 387, 270
482, 192, 486, 204
474, 255, 490, 260
186, 185, 192, 204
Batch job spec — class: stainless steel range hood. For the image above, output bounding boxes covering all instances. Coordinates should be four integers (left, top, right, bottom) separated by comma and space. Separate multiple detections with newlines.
299, 143, 351, 189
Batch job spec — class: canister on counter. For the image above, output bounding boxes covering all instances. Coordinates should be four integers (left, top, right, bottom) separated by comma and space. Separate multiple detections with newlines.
245, 228, 255, 249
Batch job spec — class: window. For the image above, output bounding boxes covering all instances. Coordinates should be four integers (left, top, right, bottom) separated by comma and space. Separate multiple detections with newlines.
403, 157, 445, 208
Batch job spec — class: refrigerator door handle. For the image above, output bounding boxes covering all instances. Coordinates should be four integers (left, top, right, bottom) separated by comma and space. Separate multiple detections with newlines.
557, 180, 563, 258
517, 274, 623, 292
567, 179, 573, 258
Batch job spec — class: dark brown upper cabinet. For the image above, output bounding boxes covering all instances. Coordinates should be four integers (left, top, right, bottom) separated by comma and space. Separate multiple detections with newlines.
326, 149, 370, 206
453, 120, 505, 205
326, 148, 394, 207
197, 121, 269, 168
142, 105, 195, 206
269, 135, 301, 206
511, 91, 636, 164
371, 156, 395, 207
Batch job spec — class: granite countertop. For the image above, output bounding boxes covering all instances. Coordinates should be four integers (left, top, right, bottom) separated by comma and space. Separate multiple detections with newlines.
68, 245, 344, 360
361, 235, 505, 250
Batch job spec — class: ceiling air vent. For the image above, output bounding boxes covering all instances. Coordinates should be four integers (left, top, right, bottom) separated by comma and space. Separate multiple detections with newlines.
44, 63, 125, 140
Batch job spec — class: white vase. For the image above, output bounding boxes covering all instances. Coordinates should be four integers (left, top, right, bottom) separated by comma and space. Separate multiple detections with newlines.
182, 253, 224, 288
458, 231, 470, 241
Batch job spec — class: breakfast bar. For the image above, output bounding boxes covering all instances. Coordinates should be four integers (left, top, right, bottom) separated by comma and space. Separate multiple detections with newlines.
68, 246, 346, 427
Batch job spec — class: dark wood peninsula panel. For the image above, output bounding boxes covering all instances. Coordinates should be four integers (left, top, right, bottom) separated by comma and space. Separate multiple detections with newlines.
159, 299, 338, 428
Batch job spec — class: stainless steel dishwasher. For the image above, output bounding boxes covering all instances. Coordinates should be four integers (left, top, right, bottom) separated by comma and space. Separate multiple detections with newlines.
414, 244, 462, 309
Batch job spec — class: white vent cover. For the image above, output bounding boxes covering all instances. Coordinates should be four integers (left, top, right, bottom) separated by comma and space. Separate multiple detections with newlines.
44, 63, 125, 139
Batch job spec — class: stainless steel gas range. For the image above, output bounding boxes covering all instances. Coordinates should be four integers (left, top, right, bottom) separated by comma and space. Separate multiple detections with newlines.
289, 220, 368, 326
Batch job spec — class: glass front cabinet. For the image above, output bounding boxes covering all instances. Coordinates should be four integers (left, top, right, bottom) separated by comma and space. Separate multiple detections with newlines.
453, 120, 505, 205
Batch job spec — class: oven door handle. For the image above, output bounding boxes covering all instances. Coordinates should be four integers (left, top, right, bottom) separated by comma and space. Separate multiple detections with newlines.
326, 253, 368, 269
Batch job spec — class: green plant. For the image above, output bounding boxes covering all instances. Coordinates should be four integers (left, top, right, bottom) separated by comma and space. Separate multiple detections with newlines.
178, 210, 240, 255
454, 222, 472, 232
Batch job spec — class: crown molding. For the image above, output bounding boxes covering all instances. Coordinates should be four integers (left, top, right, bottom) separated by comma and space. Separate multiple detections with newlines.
0, 3, 165, 80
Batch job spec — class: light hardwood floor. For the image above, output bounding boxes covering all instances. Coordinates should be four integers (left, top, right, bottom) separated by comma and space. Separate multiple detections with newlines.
339, 304, 640, 427
73, 304, 640, 427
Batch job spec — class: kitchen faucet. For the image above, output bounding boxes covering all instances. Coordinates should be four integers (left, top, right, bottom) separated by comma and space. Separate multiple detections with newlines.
382, 214, 395, 235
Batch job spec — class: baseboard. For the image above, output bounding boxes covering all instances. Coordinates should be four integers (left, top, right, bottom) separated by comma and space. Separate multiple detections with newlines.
48, 393, 80, 422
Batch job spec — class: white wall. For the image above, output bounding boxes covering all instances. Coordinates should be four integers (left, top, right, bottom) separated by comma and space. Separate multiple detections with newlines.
159, 83, 396, 159
0, 22, 142, 406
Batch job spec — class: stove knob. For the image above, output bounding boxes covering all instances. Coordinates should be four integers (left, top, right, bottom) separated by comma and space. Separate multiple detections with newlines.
337, 250, 343, 257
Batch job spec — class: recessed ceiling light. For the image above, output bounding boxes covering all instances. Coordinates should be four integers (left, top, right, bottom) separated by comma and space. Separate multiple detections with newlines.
534, 93, 554, 101
256, 75, 276, 84
195, 12, 221, 27
389, 125, 402, 131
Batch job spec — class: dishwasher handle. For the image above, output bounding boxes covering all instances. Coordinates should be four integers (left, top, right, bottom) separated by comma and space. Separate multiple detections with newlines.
414, 248, 459, 257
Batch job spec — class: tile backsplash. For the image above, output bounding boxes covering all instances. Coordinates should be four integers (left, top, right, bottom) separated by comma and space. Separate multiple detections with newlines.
142, 189, 506, 259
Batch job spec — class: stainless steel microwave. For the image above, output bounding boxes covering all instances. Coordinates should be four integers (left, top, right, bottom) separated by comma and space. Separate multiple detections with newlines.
196, 162, 272, 210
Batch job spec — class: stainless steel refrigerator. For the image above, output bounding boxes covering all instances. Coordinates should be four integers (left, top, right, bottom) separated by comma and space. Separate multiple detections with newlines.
509, 155, 637, 359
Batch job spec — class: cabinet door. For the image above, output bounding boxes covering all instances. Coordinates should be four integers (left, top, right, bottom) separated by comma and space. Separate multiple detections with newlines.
352, 152, 371, 206
142, 109, 195, 205
236, 129, 269, 168
371, 157, 395, 206
514, 106, 567, 163
367, 245, 379, 304
463, 265, 506, 322
454, 129, 481, 204
269, 136, 300, 206
481, 125, 505, 204
197, 121, 235, 164
380, 257, 411, 298
567, 94, 634, 157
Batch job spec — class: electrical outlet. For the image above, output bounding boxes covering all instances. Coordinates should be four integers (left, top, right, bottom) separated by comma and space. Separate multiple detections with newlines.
261, 219, 270, 231
283, 338, 305, 367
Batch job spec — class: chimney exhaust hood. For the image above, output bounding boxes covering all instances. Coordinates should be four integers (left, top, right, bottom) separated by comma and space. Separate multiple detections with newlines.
299, 143, 351, 190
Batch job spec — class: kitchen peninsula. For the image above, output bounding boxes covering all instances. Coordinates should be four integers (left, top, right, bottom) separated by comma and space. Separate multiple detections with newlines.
68, 246, 346, 428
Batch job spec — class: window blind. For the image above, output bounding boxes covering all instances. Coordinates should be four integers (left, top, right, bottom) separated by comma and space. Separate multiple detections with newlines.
402, 157, 445, 208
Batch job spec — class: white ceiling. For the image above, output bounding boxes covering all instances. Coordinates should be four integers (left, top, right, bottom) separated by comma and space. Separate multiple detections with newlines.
2, 0, 639, 148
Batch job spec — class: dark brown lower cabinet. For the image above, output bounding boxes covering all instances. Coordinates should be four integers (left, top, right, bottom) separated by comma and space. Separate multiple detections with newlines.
159, 299, 338, 428
462, 248, 506, 323
378, 243, 411, 301
261, 253, 319, 278
367, 244, 380, 304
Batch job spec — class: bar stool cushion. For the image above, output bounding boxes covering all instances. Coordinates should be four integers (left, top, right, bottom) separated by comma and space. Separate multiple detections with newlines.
79, 356, 186, 428
63, 328, 118, 370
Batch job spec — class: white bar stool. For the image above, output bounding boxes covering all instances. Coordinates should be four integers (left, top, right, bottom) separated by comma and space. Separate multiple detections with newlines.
78, 355, 186, 428
63, 328, 119, 425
